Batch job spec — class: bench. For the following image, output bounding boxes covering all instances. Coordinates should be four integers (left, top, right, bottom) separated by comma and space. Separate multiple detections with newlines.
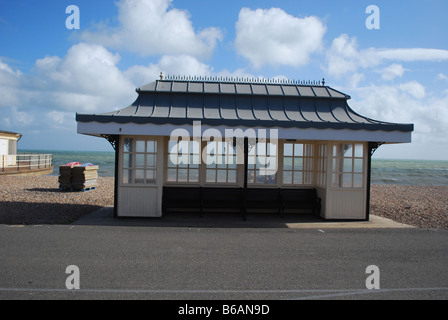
279, 188, 321, 216
162, 186, 242, 216
201, 187, 243, 214
162, 186, 321, 218
162, 187, 203, 215
244, 188, 282, 215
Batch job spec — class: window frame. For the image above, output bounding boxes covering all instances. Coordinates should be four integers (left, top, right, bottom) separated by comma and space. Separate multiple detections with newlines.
121, 137, 158, 186
330, 142, 365, 189
281, 142, 314, 186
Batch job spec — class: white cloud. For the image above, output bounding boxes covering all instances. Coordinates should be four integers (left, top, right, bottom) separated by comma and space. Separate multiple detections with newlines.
235, 7, 326, 68
381, 64, 407, 81
326, 34, 448, 77
80, 0, 223, 59
29, 43, 136, 113
350, 83, 448, 149
124, 55, 214, 87
399, 81, 426, 99
437, 73, 448, 82
0, 59, 21, 107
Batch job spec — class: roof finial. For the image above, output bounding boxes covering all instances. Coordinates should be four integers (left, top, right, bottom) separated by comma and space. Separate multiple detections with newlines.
160, 72, 164, 80
322, 78, 325, 86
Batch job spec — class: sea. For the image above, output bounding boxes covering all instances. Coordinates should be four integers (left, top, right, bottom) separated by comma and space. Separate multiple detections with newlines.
20, 149, 448, 186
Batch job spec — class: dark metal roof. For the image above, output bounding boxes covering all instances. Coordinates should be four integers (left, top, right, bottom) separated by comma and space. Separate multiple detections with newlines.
76, 80, 414, 133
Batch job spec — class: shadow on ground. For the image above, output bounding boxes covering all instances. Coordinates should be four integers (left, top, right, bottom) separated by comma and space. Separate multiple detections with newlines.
0, 201, 102, 225
72, 206, 334, 228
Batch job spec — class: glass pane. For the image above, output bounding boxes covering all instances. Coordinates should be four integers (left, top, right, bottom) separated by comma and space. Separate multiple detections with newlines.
342, 173, 352, 188
266, 173, 276, 184
168, 140, 177, 154
354, 174, 363, 187
217, 170, 227, 183
178, 140, 189, 155
122, 169, 130, 184
189, 169, 199, 182
333, 145, 338, 158
267, 143, 277, 156
136, 140, 145, 153
228, 170, 236, 183
146, 154, 155, 168
354, 144, 363, 158
294, 144, 303, 156
294, 157, 303, 170
332, 173, 339, 187
206, 169, 216, 183
294, 172, 303, 184
123, 153, 131, 168
248, 156, 256, 165
304, 171, 313, 184
167, 155, 177, 168
228, 156, 237, 168
343, 144, 353, 157
147, 140, 155, 153
146, 170, 155, 182
135, 170, 145, 183
283, 171, 292, 184
255, 172, 265, 183
343, 158, 353, 172
136, 154, 145, 168
248, 171, 255, 183
167, 169, 177, 182
284, 143, 293, 156
191, 154, 200, 166
191, 141, 200, 154
354, 159, 363, 173
257, 143, 266, 156
124, 138, 133, 153
283, 157, 293, 170
178, 169, 188, 182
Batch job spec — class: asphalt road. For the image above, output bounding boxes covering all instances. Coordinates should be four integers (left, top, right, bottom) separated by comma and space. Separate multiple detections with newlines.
1, 222, 447, 301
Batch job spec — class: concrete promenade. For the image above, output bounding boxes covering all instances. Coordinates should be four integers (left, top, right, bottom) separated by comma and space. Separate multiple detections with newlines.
1, 208, 447, 300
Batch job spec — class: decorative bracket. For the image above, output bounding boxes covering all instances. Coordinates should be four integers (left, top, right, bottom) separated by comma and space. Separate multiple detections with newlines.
101, 135, 119, 151
369, 142, 385, 156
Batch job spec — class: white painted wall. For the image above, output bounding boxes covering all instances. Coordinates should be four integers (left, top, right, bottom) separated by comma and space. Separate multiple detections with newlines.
0, 139, 7, 156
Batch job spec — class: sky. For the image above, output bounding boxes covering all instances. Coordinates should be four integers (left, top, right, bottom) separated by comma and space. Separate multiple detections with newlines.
1, 0, 447, 160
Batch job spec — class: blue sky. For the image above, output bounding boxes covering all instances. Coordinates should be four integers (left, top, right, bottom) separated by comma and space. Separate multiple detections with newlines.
1, 0, 447, 160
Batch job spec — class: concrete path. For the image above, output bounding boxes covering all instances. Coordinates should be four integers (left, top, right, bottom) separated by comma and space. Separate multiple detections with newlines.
73, 206, 414, 229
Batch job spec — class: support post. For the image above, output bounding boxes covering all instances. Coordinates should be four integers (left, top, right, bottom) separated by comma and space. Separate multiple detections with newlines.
242, 137, 248, 220
114, 138, 120, 218
366, 142, 384, 221
101, 134, 120, 219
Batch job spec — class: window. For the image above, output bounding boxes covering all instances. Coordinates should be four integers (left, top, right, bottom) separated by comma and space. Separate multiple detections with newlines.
248, 141, 277, 184
122, 137, 157, 184
316, 144, 328, 188
331, 143, 364, 188
283, 143, 314, 185
166, 139, 200, 183
205, 140, 237, 184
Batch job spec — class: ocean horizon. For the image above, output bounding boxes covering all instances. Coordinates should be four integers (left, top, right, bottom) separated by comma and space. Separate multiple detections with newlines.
19, 149, 448, 186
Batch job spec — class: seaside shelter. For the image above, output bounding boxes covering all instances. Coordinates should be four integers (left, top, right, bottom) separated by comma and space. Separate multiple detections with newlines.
0, 130, 53, 176
0, 130, 21, 160
76, 76, 413, 220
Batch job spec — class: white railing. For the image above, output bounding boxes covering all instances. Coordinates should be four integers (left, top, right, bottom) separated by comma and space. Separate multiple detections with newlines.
1, 153, 53, 173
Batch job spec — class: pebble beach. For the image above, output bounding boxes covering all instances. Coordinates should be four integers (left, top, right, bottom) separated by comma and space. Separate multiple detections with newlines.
0, 175, 447, 229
